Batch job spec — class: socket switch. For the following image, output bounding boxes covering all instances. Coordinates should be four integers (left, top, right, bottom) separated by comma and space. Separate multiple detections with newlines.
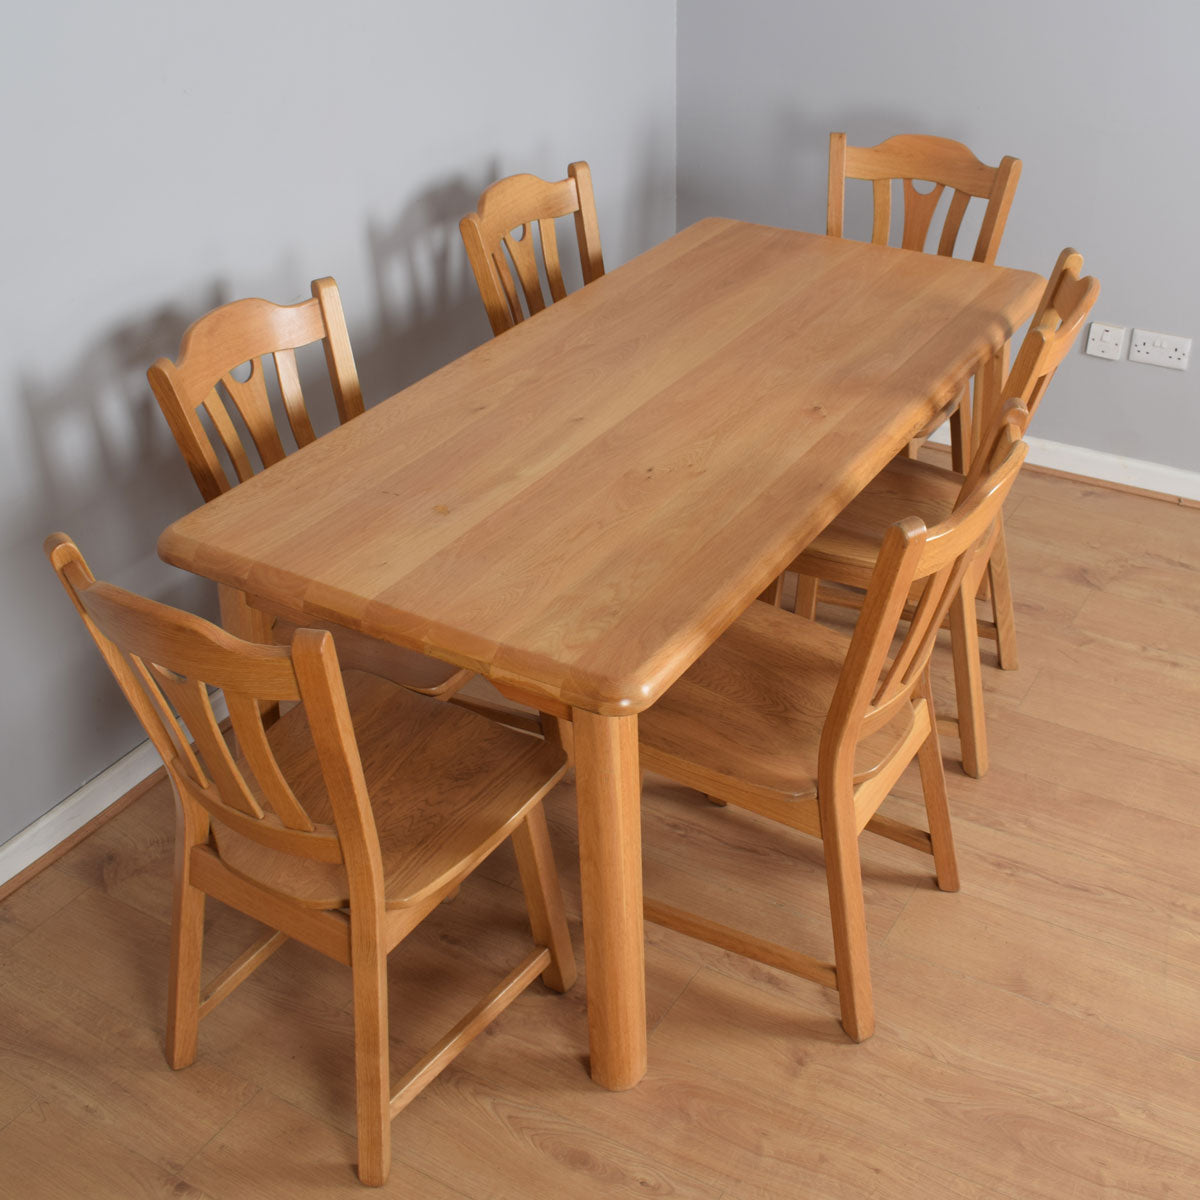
1085, 322, 1125, 361
1129, 328, 1191, 371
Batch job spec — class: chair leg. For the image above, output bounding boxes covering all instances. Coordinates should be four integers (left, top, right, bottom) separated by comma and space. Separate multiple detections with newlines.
987, 516, 1019, 671
948, 578, 988, 779
541, 714, 575, 765
916, 673, 959, 892
794, 574, 819, 620
165, 838, 205, 1070
819, 782, 874, 1042
757, 574, 784, 606
511, 804, 577, 993
218, 584, 279, 727
948, 391, 969, 474
351, 927, 391, 1188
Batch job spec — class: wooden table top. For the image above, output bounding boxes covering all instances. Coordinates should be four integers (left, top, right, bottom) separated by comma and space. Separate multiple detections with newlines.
159, 219, 1043, 715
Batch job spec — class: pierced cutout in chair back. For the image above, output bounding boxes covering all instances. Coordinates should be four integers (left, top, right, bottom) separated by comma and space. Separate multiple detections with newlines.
829, 133, 1021, 265
148, 277, 363, 502
460, 162, 605, 336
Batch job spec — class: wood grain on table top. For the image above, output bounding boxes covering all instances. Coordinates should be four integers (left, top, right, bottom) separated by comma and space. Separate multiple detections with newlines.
159, 219, 1043, 715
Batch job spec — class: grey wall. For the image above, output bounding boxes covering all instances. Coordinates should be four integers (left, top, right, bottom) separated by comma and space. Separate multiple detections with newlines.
0, 1, 676, 845
677, 0, 1200, 472
7, 0, 1194, 849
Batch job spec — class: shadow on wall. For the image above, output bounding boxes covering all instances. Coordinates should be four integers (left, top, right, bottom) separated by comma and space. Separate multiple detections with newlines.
6, 164, 509, 831
356, 149, 666, 398
9, 153, 667, 837
19, 294, 221, 587
7, 294, 229, 836
21, 163, 509, 604
359, 162, 502, 400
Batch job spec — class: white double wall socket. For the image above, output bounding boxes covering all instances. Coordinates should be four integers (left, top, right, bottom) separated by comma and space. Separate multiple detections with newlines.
1085, 322, 1125, 361
1129, 329, 1191, 371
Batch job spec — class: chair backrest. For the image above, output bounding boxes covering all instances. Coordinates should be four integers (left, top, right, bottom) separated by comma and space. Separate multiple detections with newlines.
821, 425, 1028, 770
46, 534, 380, 902
1002, 247, 1099, 423
828, 133, 1021, 265
958, 248, 1099, 499
459, 161, 605, 336
148, 277, 364, 502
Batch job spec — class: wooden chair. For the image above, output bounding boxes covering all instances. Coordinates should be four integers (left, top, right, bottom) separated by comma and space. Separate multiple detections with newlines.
829, 132, 1022, 469
147, 277, 472, 701
789, 249, 1099, 777
459, 161, 604, 336
638, 430, 1028, 1042
829, 132, 1020, 264
45, 534, 575, 1188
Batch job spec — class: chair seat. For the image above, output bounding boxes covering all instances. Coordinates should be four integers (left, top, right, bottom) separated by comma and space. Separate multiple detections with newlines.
638, 602, 913, 813
213, 671, 566, 910
791, 455, 963, 580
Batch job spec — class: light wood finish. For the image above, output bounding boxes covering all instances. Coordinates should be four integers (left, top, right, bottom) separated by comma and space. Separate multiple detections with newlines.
790, 250, 1099, 777
8, 468, 1199, 1198
159, 220, 1044, 1089
828, 133, 1020, 265
643, 897, 839, 990
159, 223, 1043, 717
149, 276, 472, 702
45, 535, 574, 1187
460, 161, 604, 336
147, 277, 364, 503
639, 435, 1026, 1040
387, 945, 551, 1117
572, 709, 646, 1090
829, 132, 1023, 467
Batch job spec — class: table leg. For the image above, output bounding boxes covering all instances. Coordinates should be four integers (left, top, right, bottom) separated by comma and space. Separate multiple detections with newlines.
972, 341, 1010, 454
218, 585, 278, 725
571, 708, 647, 1091
217, 584, 272, 643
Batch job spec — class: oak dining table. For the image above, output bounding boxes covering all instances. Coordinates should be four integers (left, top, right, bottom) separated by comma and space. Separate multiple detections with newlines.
158, 217, 1044, 1093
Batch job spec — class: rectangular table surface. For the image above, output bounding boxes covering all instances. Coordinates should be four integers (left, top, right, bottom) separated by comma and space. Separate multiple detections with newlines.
159, 219, 1043, 717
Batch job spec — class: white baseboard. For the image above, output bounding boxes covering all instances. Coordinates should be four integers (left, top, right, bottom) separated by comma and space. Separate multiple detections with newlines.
0, 694, 229, 891
929, 429, 1200, 501
0, 738, 162, 888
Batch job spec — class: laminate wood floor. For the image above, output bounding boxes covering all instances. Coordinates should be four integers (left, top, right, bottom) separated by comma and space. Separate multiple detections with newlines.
2, 467, 1198, 1198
